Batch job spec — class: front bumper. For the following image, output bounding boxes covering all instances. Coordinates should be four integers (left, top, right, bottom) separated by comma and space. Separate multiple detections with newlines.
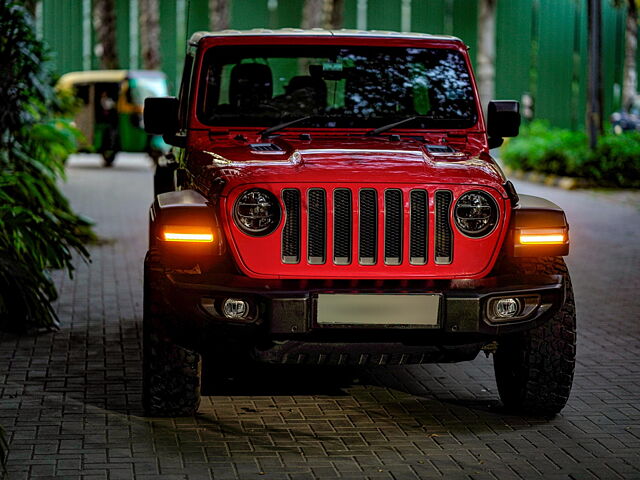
148, 266, 565, 365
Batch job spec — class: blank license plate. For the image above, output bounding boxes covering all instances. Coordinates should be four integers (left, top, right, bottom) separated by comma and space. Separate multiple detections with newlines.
317, 294, 440, 327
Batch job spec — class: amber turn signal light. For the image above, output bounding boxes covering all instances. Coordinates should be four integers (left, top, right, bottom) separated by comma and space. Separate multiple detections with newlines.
518, 228, 566, 245
163, 225, 214, 243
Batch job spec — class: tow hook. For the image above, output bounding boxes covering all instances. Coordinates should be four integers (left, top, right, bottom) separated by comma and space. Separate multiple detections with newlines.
482, 341, 498, 358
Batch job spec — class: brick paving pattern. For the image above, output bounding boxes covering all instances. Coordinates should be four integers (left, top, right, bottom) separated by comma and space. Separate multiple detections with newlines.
0, 153, 639, 479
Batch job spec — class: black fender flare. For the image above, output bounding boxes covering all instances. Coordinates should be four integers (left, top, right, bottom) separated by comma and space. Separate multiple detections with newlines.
508, 194, 569, 257
148, 190, 223, 268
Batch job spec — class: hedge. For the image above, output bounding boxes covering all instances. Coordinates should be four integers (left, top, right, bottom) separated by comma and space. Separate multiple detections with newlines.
501, 120, 640, 188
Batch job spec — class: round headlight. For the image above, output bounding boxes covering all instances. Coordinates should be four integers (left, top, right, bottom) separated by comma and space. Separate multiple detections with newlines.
233, 188, 281, 236
454, 191, 498, 238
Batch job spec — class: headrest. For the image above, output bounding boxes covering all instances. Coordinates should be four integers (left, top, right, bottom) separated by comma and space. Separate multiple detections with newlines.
229, 63, 273, 108
286, 76, 327, 104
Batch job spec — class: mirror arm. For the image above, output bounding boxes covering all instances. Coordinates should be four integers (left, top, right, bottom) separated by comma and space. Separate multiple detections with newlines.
163, 133, 187, 148
488, 137, 504, 149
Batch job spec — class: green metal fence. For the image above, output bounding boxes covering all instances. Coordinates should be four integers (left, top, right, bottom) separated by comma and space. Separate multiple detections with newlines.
39, 0, 626, 129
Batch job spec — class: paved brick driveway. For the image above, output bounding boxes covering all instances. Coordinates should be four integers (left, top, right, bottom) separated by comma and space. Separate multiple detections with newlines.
1, 153, 639, 479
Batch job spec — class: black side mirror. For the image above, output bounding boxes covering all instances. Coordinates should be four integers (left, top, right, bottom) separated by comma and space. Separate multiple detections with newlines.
144, 97, 179, 135
487, 100, 521, 149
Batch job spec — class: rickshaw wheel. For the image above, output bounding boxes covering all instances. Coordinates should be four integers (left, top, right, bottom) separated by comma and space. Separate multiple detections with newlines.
149, 151, 162, 166
102, 151, 117, 167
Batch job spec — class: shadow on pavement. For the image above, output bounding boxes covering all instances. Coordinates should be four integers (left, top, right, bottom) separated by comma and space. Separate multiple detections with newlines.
1, 319, 543, 436
202, 361, 358, 396
0, 317, 557, 480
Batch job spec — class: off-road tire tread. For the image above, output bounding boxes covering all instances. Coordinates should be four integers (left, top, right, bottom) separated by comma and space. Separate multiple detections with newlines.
143, 249, 201, 416
493, 256, 576, 416
153, 164, 175, 196
102, 150, 116, 167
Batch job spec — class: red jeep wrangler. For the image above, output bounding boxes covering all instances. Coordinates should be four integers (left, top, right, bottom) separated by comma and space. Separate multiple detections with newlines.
143, 30, 575, 417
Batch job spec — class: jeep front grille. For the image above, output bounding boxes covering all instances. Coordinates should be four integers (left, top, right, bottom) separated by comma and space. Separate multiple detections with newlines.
384, 189, 403, 265
307, 189, 326, 264
409, 189, 428, 264
281, 187, 454, 266
281, 189, 300, 263
333, 189, 352, 265
359, 189, 377, 265
434, 190, 453, 264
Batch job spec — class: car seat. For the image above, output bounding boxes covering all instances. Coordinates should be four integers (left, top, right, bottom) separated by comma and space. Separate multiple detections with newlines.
229, 63, 273, 112
285, 76, 327, 110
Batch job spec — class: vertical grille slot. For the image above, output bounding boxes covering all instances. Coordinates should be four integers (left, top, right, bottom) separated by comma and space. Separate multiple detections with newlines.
410, 190, 428, 264
333, 189, 352, 265
307, 189, 326, 264
435, 190, 453, 264
384, 189, 403, 265
281, 189, 300, 263
359, 189, 377, 265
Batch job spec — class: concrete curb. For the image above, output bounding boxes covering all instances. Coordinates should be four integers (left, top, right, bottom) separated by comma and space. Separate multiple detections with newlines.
503, 166, 596, 190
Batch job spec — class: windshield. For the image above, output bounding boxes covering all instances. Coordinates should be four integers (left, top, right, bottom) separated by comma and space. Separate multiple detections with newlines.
198, 45, 478, 130
129, 76, 168, 105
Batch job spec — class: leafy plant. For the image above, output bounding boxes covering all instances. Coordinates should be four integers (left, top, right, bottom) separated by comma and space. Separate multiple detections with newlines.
501, 120, 640, 188
0, 2, 92, 331
592, 131, 640, 186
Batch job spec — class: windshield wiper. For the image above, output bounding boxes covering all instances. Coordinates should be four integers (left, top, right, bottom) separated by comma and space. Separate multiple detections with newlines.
259, 115, 312, 138
365, 116, 422, 137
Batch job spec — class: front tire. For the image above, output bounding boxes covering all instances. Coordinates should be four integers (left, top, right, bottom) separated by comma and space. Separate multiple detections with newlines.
102, 150, 117, 167
493, 257, 576, 416
142, 251, 201, 416
153, 163, 176, 196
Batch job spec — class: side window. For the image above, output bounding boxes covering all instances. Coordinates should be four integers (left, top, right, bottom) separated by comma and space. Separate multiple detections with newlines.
218, 64, 232, 105
267, 57, 298, 97
325, 78, 345, 109
74, 84, 91, 105
177, 52, 195, 131
409, 64, 431, 115
123, 80, 133, 104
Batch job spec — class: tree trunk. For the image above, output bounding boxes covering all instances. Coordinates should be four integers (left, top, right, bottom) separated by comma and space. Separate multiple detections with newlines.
209, 0, 230, 31
587, 0, 603, 149
328, 0, 345, 29
93, 0, 119, 69
140, 0, 161, 70
302, 0, 327, 29
23, 0, 38, 16
477, 0, 497, 114
623, 0, 638, 110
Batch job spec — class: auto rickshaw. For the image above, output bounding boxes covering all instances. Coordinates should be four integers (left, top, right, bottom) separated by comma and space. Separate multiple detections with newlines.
57, 70, 170, 166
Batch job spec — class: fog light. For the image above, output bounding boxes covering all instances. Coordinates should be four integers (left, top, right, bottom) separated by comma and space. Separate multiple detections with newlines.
493, 298, 521, 318
222, 298, 249, 320
486, 295, 541, 323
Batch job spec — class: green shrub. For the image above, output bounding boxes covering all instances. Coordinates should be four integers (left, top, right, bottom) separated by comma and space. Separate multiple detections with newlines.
592, 132, 640, 187
501, 120, 640, 188
0, 2, 92, 331
501, 121, 588, 176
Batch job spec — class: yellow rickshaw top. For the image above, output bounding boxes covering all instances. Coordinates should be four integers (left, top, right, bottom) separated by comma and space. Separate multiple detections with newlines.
56, 70, 167, 90
57, 70, 128, 90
